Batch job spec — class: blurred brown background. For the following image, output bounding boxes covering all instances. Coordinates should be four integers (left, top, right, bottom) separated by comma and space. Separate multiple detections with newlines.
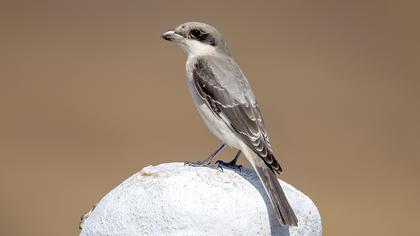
1, 0, 419, 235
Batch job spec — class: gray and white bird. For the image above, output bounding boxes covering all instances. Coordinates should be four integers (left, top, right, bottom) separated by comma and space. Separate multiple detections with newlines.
161, 22, 298, 226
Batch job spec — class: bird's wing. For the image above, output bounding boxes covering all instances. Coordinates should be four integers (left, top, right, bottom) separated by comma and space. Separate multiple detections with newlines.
191, 56, 282, 173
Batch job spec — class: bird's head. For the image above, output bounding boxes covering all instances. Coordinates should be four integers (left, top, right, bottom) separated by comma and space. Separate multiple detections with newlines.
161, 22, 229, 56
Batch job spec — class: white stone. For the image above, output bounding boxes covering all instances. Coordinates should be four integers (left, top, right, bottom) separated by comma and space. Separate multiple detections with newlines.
80, 162, 322, 236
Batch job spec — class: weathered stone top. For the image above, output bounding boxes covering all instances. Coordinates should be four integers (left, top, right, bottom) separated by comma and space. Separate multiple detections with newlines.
80, 162, 322, 236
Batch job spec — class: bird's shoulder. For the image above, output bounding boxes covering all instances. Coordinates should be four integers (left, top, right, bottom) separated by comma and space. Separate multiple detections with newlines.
189, 54, 239, 74
188, 54, 255, 105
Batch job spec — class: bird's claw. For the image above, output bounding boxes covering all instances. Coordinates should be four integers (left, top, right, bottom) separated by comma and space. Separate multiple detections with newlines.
215, 160, 242, 172
184, 160, 223, 171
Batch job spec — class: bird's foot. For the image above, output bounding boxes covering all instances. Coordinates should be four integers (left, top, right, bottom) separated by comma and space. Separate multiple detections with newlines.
184, 160, 223, 171
215, 160, 242, 172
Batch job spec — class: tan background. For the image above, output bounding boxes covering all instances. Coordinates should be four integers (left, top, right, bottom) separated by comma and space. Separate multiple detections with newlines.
1, 0, 419, 235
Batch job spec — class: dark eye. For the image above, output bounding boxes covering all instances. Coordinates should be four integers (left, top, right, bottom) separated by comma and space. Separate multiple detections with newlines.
190, 29, 202, 38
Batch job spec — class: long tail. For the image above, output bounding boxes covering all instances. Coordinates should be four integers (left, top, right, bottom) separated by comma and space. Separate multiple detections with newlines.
241, 145, 298, 226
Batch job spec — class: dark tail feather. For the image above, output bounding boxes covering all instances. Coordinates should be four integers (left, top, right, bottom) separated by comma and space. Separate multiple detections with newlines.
249, 152, 298, 226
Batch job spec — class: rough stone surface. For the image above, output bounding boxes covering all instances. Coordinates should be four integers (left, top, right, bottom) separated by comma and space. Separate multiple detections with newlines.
80, 162, 322, 236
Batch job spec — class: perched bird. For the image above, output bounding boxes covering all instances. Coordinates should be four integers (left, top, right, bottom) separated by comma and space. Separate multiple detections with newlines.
161, 22, 298, 226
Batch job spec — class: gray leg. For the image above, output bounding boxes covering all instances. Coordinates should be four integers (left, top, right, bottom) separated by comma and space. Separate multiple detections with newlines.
185, 143, 226, 168
229, 150, 241, 165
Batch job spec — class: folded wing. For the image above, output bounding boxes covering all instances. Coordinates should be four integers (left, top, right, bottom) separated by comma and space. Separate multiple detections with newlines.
192, 57, 282, 173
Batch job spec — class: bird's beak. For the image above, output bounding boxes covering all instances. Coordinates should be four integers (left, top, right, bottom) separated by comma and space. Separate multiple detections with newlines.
161, 30, 183, 42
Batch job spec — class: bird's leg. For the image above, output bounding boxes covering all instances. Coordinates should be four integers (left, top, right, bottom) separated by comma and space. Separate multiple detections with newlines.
185, 143, 226, 169
229, 150, 241, 165
216, 150, 242, 171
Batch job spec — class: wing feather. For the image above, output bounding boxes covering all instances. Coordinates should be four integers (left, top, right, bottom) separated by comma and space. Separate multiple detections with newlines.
192, 57, 282, 173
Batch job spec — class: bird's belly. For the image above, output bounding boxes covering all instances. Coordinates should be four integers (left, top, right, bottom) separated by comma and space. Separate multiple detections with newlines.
186, 72, 241, 149
196, 103, 241, 149
186, 82, 240, 149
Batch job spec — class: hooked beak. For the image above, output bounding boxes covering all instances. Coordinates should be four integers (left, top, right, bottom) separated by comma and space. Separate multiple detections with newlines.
161, 30, 183, 42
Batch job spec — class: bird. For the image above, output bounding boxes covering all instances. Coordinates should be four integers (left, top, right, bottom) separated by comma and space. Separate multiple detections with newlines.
161, 22, 298, 226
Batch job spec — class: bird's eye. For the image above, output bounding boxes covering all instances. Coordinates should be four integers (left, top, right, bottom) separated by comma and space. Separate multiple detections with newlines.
190, 29, 202, 38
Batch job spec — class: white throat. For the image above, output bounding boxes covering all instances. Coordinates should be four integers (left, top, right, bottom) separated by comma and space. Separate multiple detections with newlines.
181, 39, 216, 58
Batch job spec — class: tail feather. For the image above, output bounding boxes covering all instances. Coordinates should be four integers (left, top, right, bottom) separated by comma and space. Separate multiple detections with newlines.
243, 146, 298, 226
